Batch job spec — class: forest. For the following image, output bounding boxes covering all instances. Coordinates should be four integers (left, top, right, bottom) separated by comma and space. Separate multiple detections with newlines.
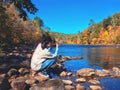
1, 0, 120, 50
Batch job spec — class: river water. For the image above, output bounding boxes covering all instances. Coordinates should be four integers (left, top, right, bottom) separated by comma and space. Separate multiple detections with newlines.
56, 44, 120, 90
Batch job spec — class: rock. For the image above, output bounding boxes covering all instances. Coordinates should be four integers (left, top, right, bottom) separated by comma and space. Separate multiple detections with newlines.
8, 75, 17, 83
0, 52, 6, 57
25, 79, 37, 85
8, 53, 13, 56
62, 80, 72, 85
7, 68, 18, 77
0, 74, 10, 90
11, 77, 29, 90
20, 60, 30, 68
65, 56, 72, 60
0, 64, 9, 73
112, 67, 119, 71
76, 68, 95, 77
75, 78, 86, 83
110, 67, 120, 77
65, 85, 75, 90
67, 72, 72, 76
18, 68, 29, 75
95, 70, 108, 77
77, 56, 83, 60
30, 79, 65, 90
34, 74, 49, 82
13, 50, 17, 53
102, 69, 110, 74
22, 50, 27, 53
0, 52, 7, 62
89, 85, 102, 90
76, 84, 85, 90
26, 54, 32, 59
88, 80, 100, 85
71, 56, 77, 60
15, 53, 19, 56
60, 71, 67, 77
11, 58, 20, 63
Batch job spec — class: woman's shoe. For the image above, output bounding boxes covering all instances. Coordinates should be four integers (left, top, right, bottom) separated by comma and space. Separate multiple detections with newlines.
35, 73, 49, 81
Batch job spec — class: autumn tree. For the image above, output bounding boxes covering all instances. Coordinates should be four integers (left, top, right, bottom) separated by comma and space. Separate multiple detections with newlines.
34, 16, 44, 27
0, 1, 12, 48
2, 0, 38, 20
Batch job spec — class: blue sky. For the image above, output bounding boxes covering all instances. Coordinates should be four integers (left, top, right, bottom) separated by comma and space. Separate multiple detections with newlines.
28, 0, 120, 34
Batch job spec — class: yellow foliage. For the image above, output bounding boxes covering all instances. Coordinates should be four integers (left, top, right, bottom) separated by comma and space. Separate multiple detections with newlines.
107, 25, 112, 31
13, 37, 20, 43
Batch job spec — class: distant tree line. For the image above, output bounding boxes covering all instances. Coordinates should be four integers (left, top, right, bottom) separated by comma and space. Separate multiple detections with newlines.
51, 13, 120, 45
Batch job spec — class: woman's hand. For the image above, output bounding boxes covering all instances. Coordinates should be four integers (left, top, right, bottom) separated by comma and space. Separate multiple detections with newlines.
56, 42, 59, 48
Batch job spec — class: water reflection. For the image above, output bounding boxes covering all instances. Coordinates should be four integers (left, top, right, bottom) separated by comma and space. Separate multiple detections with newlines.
86, 47, 120, 69
59, 44, 120, 70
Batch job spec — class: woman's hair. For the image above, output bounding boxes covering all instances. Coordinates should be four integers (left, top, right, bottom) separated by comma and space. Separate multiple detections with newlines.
41, 35, 54, 49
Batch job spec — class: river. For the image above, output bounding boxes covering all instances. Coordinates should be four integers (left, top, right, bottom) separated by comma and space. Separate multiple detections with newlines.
56, 44, 120, 90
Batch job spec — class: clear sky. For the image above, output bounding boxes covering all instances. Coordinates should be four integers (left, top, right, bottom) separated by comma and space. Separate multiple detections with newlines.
28, 0, 120, 34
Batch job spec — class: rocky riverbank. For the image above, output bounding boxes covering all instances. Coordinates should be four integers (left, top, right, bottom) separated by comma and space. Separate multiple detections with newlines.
0, 46, 120, 90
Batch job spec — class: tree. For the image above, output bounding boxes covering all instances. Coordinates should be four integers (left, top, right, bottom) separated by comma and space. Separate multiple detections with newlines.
0, 1, 12, 48
103, 17, 112, 29
34, 16, 44, 27
2, 0, 38, 20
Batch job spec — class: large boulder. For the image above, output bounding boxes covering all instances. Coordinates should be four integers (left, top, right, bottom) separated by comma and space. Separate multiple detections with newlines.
0, 74, 10, 90
11, 77, 29, 90
30, 79, 65, 90
7, 68, 18, 77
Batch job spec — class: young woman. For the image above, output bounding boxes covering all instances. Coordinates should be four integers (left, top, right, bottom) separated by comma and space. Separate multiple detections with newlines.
31, 36, 59, 79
